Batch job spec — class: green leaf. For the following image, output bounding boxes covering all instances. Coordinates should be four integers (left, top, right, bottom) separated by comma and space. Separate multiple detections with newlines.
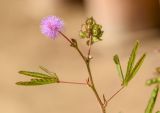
145, 86, 159, 113
146, 77, 160, 86
16, 78, 59, 86
113, 54, 124, 82
126, 41, 139, 78
39, 66, 58, 77
124, 53, 146, 86
113, 41, 145, 86
17, 67, 59, 86
19, 71, 56, 79
156, 111, 160, 113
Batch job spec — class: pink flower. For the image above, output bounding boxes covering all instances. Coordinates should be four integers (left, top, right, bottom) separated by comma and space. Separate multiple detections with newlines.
40, 16, 64, 39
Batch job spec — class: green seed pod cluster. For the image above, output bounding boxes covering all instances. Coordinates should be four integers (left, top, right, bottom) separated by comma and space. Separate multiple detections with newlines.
79, 17, 103, 44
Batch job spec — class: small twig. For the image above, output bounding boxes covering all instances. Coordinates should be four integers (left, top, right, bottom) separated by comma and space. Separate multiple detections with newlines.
107, 86, 125, 103
59, 80, 87, 85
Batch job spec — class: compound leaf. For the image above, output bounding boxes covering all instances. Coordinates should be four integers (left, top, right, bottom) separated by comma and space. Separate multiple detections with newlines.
19, 71, 55, 79
145, 86, 159, 113
124, 53, 146, 86
17, 67, 59, 86
126, 41, 139, 77
16, 78, 59, 86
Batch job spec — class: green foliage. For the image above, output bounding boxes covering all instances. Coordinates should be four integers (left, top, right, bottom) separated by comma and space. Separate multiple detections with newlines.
16, 78, 58, 86
145, 85, 159, 113
113, 41, 146, 86
124, 53, 146, 85
146, 77, 160, 86
18, 71, 53, 79
126, 41, 139, 76
79, 17, 103, 44
16, 66, 59, 86
145, 67, 160, 113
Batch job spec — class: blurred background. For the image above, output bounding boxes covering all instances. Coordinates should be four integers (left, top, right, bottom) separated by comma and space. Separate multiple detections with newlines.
0, 0, 160, 113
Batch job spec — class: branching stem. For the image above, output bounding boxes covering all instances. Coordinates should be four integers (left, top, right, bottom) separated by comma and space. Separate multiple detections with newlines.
86, 61, 106, 113
59, 32, 106, 113
59, 32, 124, 113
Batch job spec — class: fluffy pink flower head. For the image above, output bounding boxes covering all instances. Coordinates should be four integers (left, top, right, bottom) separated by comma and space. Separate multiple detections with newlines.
40, 16, 64, 39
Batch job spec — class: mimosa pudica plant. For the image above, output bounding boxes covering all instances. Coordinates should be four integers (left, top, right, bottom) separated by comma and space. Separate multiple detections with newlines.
16, 16, 147, 113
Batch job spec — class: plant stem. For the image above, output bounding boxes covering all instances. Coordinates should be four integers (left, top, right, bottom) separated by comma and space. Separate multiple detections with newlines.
87, 34, 92, 59
107, 86, 125, 103
74, 45, 87, 62
59, 31, 73, 44
85, 33, 106, 113
86, 61, 106, 113
59, 31, 86, 61
59, 80, 87, 85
